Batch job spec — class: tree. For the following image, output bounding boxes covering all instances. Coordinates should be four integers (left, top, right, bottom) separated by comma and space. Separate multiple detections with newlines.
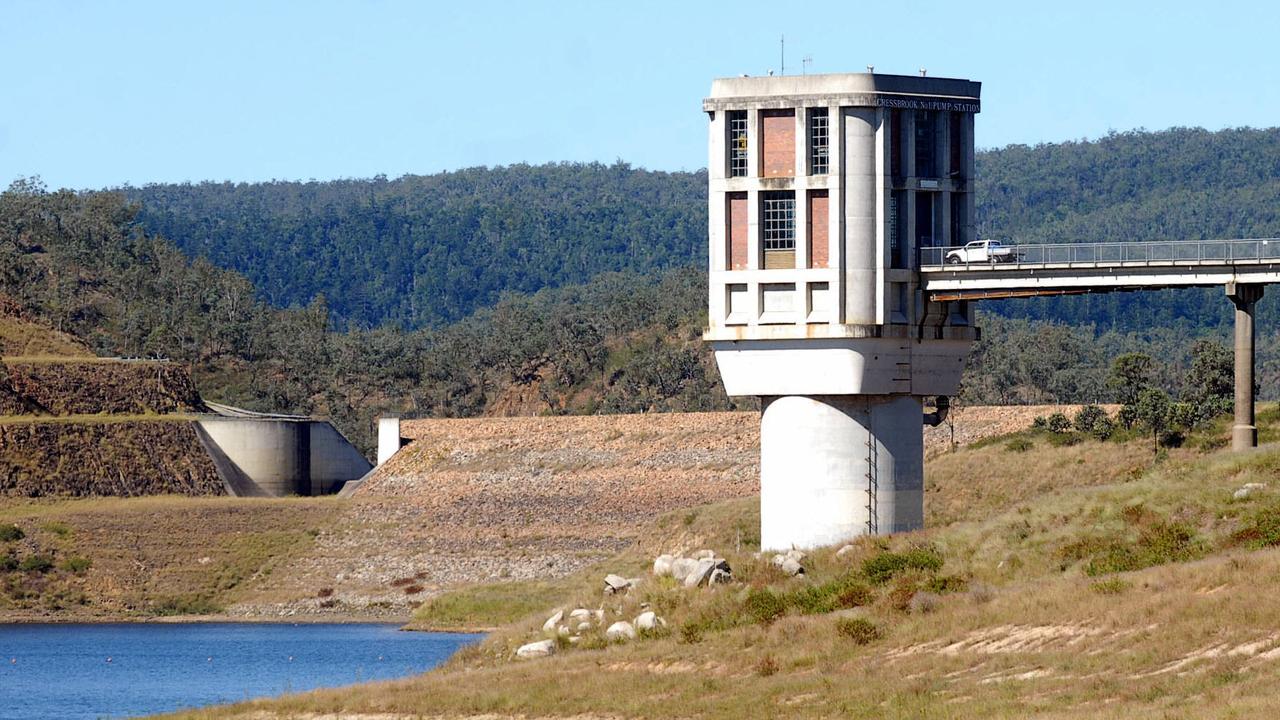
1133, 388, 1172, 455
1182, 340, 1233, 423
1073, 404, 1114, 440
1109, 353, 1157, 428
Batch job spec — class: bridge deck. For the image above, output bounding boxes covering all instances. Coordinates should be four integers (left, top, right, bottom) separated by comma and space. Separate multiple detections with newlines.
920, 239, 1280, 300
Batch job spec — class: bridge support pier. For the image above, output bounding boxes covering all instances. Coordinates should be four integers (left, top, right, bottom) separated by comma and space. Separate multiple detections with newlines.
1227, 283, 1264, 451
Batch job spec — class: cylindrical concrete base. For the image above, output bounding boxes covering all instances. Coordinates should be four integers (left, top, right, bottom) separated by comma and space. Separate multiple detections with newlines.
1231, 285, 1261, 452
1233, 425, 1257, 452
760, 395, 923, 551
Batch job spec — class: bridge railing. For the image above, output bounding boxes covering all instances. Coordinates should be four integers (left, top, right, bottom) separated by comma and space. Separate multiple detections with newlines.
919, 239, 1280, 269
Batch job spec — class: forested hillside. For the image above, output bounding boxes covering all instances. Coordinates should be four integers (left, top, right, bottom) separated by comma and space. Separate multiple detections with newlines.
976, 127, 1280, 331
0, 180, 734, 454
128, 163, 706, 329
127, 127, 1280, 334
8, 126, 1280, 452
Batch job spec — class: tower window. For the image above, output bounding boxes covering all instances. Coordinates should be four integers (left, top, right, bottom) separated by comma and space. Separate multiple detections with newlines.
808, 108, 829, 175
761, 192, 796, 251
914, 110, 937, 178
727, 110, 748, 177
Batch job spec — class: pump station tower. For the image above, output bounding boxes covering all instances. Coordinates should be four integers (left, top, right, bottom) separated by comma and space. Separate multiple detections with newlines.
703, 72, 982, 551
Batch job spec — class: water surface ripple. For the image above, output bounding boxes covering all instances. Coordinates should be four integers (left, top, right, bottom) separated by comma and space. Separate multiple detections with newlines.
0, 622, 482, 720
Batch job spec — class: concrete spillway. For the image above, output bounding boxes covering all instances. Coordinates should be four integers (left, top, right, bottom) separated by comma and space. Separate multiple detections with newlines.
195, 404, 372, 497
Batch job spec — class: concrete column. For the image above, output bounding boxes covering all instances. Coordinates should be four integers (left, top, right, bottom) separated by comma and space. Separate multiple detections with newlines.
842, 108, 878, 325
759, 394, 923, 550
707, 111, 725, 181
829, 104, 845, 323
794, 106, 808, 177
1227, 283, 1264, 450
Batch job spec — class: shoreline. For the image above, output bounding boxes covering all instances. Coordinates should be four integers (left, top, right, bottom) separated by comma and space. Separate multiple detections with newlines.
0, 612, 427, 627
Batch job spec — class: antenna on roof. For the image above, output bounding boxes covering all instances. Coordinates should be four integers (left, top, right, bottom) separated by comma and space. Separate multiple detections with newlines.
780, 34, 785, 75
919, 68, 928, 77
802, 55, 813, 75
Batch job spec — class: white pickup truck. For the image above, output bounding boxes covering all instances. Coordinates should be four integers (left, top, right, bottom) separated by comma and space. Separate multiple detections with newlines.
944, 240, 1019, 264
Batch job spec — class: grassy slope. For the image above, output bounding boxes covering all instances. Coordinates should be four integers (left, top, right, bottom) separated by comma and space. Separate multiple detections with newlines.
169, 414, 1280, 719
0, 316, 92, 358
0, 496, 341, 618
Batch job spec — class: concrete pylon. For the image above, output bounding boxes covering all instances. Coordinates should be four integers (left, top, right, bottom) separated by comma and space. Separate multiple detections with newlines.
759, 395, 923, 550
1227, 282, 1264, 451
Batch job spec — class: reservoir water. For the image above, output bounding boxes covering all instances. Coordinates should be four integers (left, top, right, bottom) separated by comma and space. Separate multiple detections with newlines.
0, 622, 482, 720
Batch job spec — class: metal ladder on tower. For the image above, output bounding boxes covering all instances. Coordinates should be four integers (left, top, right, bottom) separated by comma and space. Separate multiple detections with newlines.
865, 432, 879, 535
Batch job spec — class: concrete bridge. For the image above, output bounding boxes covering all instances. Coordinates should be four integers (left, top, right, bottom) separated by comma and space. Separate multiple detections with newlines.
921, 238, 1276, 451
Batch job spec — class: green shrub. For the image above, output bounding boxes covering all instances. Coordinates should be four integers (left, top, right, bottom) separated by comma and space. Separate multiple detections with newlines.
1074, 405, 1115, 440
1073, 405, 1106, 433
1031, 416, 1048, 429
0, 524, 23, 542
1231, 502, 1280, 548
1005, 437, 1033, 453
888, 577, 923, 611
744, 587, 787, 625
679, 622, 704, 644
1046, 432, 1083, 447
1046, 412, 1072, 433
925, 574, 968, 594
835, 582, 874, 609
1090, 578, 1131, 595
835, 617, 882, 645
18, 554, 54, 573
1063, 519, 1204, 576
0, 551, 16, 572
59, 556, 92, 574
39, 521, 71, 538
863, 547, 944, 584
788, 573, 874, 615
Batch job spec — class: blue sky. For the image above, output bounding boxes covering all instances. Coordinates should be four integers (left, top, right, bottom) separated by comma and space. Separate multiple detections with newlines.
3, 0, 1278, 189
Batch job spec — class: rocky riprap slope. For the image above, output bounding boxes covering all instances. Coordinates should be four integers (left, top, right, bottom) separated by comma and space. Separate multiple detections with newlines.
361, 412, 762, 526
0, 359, 207, 415
313, 406, 1081, 610
0, 420, 223, 496
0, 353, 221, 497
233, 413, 763, 619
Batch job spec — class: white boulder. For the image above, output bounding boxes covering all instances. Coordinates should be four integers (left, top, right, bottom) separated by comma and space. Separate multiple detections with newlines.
653, 554, 675, 576
567, 608, 593, 631
542, 610, 564, 633
515, 639, 556, 659
634, 611, 666, 631
606, 621, 637, 641
684, 557, 732, 587
604, 574, 631, 594
1235, 482, 1267, 500
670, 557, 700, 583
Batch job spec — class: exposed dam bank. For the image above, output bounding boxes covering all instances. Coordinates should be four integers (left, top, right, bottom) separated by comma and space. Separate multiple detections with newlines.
1, 406, 1079, 624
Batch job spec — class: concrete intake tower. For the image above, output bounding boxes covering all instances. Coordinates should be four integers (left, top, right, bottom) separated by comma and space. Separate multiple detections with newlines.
702, 72, 982, 551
